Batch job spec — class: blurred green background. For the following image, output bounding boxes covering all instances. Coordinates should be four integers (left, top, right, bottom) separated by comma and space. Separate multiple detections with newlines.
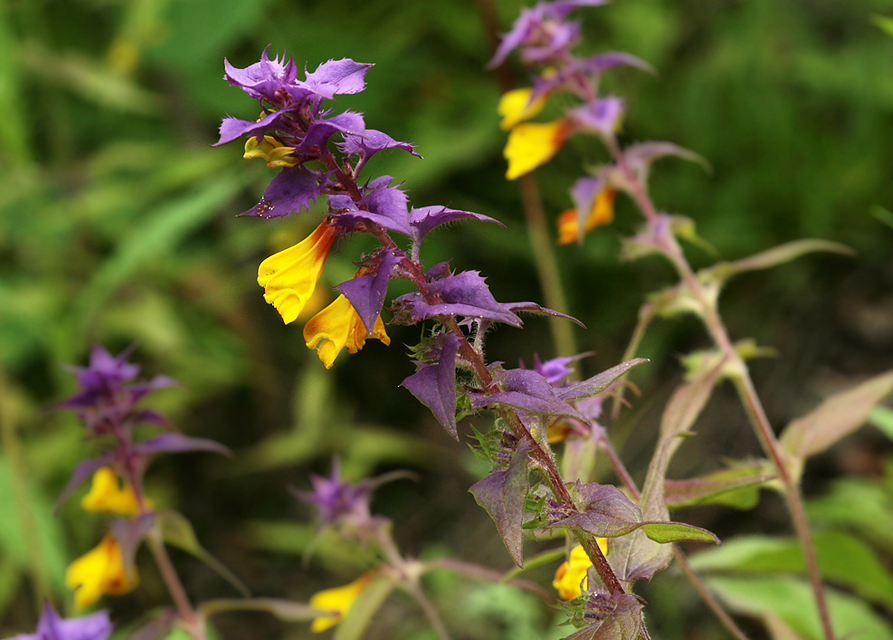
1, 0, 892, 638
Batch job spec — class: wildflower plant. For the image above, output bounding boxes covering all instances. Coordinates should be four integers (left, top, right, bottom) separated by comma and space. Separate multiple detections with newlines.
9, 2, 893, 640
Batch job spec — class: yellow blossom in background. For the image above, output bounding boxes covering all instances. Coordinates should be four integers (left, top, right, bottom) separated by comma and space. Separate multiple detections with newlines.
504, 119, 571, 180
81, 467, 148, 515
498, 88, 548, 131
552, 542, 609, 600
244, 135, 299, 168
309, 572, 375, 633
304, 294, 390, 368
557, 189, 617, 245
66, 533, 139, 609
257, 222, 337, 324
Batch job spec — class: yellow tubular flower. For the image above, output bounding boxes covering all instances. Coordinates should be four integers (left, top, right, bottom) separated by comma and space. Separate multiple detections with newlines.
498, 88, 548, 131
66, 533, 139, 609
304, 295, 390, 369
557, 189, 617, 245
552, 542, 609, 600
244, 135, 299, 168
504, 119, 571, 180
309, 573, 375, 633
257, 222, 338, 324
81, 467, 148, 515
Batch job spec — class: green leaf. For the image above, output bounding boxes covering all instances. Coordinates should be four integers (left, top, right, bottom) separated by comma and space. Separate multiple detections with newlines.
469, 438, 533, 567
664, 463, 773, 510
700, 239, 854, 286
156, 510, 250, 597
869, 406, 893, 440
332, 575, 397, 640
807, 478, 893, 554
872, 15, 893, 37
639, 522, 719, 544
201, 597, 321, 622
706, 576, 893, 640
689, 531, 893, 611
779, 370, 893, 464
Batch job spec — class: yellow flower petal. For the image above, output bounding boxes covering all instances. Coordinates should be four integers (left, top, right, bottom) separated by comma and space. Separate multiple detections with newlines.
257, 222, 337, 324
557, 189, 617, 245
66, 533, 139, 609
552, 542, 609, 600
81, 467, 148, 515
244, 135, 299, 168
304, 295, 390, 369
498, 88, 548, 131
504, 119, 570, 180
309, 573, 374, 633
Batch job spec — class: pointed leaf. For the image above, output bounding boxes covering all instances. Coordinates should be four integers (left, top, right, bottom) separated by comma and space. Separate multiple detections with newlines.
156, 510, 250, 597
664, 463, 773, 510
557, 359, 649, 401
780, 370, 893, 462
638, 522, 718, 544
401, 334, 461, 438
702, 240, 854, 286
469, 438, 533, 567
562, 593, 647, 640
201, 597, 321, 622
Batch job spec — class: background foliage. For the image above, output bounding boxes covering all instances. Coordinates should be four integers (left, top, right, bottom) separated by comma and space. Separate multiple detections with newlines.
1, 0, 892, 638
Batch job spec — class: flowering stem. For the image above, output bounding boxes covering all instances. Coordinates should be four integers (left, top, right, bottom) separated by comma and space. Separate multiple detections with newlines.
611, 145, 835, 640
476, 0, 579, 359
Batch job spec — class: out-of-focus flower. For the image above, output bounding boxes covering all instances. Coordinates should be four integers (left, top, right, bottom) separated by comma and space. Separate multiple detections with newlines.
57, 346, 175, 437
66, 533, 139, 609
7, 602, 113, 640
304, 295, 390, 368
257, 221, 337, 324
498, 87, 548, 131
81, 468, 147, 516
557, 188, 616, 244
309, 573, 375, 633
504, 119, 572, 180
552, 542, 608, 600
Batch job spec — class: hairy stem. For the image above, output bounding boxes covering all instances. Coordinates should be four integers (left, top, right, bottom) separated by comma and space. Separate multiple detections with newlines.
146, 529, 206, 640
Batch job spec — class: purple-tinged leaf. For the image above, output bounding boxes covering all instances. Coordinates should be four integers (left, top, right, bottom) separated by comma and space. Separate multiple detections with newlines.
391, 270, 522, 327
338, 129, 419, 160
581, 51, 655, 75
472, 368, 586, 420
623, 141, 709, 176
780, 370, 893, 464
23, 603, 114, 640
469, 438, 534, 567
240, 166, 326, 218
215, 109, 288, 146
548, 482, 643, 538
298, 111, 366, 156
610, 361, 724, 582
223, 48, 296, 102
408, 206, 502, 244
562, 592, 646, 640
109, 514, 154, 579
133, 433, 231, 457
156, 510, 251, 597
664, 464, 773, 511
336, 248, 403, 333
568, 97, 624, 138
557, 359, 649, 401
303, 59, 373, 97
504, 301, 585, 327
401, 334, 461, 439
54, 454, 115, 513
333, 176, 412, 237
